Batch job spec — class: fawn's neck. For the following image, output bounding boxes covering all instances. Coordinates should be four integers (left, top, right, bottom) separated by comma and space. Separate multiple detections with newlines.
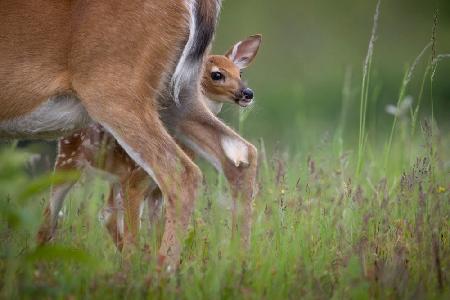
202, 96, 223, 115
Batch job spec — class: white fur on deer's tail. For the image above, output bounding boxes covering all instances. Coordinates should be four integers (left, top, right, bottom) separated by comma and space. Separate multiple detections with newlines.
171, 0, 222, 105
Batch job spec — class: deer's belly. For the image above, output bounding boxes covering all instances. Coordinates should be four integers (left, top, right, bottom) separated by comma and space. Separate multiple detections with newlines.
0, 95, 92, 140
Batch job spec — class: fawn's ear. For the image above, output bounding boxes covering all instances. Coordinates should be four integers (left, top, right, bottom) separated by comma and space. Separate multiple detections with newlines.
225, 34, 262, 69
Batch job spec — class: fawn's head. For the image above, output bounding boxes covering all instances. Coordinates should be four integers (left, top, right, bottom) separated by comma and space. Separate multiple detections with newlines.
202, 34, 262, 107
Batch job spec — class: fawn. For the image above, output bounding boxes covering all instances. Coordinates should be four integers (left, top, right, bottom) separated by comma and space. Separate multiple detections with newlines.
0, 0, 258, 269
37, 35, 262, 252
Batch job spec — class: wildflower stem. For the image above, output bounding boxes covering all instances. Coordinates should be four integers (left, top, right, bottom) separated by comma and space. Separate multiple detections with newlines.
356, 0, 381, 177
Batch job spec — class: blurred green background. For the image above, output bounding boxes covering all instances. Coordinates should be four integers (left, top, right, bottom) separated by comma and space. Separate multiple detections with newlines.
214, 0, 450, 150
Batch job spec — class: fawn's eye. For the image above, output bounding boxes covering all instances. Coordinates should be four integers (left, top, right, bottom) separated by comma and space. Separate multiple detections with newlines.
211, 71, 224, 81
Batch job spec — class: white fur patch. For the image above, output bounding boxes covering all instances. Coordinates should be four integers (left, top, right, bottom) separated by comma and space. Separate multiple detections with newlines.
203, 97, 223, 115
117, 206, 125, 236
211, 66, 220, 72
0, 95, 91, 139
139, 201, 145, 229
171, 0, 197, 104
117, 210, 125, 236
220, 136, 249, 167
112, 184, 125, 236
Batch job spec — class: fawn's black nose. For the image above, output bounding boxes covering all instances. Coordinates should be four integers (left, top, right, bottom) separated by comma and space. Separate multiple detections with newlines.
242, 88, 254, 100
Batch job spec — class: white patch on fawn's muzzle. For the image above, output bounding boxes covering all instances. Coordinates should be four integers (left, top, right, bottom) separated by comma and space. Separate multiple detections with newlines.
221, 136, 249, 167
237, 99, 253, 107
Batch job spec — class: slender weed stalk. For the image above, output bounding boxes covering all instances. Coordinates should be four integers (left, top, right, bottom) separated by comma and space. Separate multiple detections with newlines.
430, 52, 450, 123
411, 63, 431, 136
258, 138, 271, 182
384, 42, 431, 170
430, 10, 438, 125
410, 11, 437, 135
356, 0, 381, 176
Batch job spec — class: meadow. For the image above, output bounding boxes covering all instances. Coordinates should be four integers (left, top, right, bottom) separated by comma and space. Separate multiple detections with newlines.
0, 0, 449, 299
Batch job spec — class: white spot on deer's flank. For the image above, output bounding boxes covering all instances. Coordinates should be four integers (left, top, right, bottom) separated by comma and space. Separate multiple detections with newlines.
221, 136, 249, 167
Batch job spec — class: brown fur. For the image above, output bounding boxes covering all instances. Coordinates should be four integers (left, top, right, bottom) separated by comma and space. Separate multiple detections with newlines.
0, 0, 72, 119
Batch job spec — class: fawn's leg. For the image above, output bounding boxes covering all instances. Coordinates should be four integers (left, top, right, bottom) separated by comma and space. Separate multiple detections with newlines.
37, 135, 83, 244
100, 182, 125, 250
175, 103, 257, 246
147, 187, 164, 231
102, 167, 158, 251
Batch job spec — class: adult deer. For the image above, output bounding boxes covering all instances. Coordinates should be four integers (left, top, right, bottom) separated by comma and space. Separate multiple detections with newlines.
0, 1, 257, 269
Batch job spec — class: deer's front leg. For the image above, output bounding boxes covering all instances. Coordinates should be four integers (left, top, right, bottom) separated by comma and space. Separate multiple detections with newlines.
176, 108, 257, 246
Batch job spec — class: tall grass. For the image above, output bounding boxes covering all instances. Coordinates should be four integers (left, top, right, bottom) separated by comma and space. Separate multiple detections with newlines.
1, 123, 448, 299
356, 0, 380, 177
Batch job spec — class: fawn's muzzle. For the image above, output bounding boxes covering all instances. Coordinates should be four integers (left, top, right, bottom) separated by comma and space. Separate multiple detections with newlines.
235, 88, 254, 107
234, 88, 254, 107
242, 88, 254, 100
